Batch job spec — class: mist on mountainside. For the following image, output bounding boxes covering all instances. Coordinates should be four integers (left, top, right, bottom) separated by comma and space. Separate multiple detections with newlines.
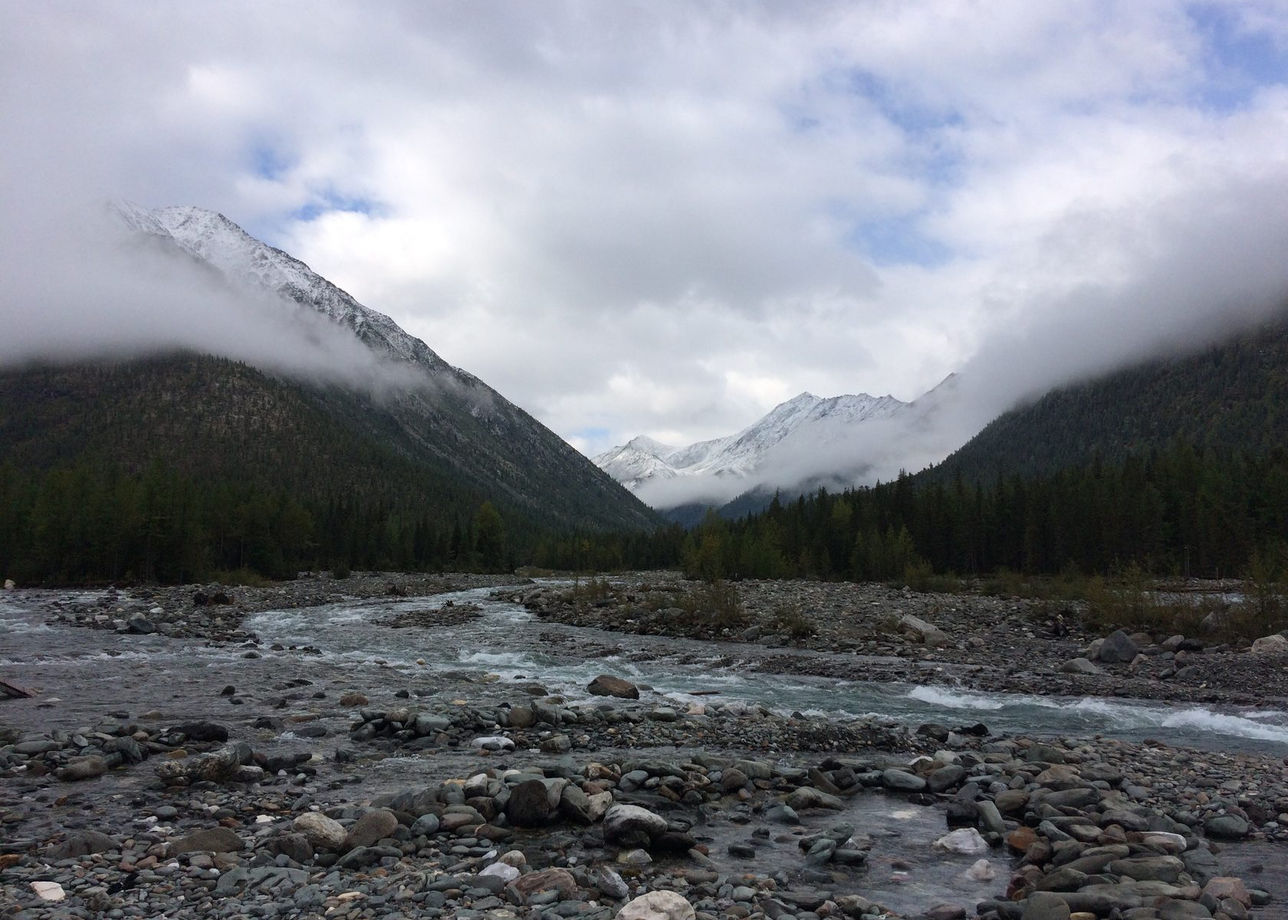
0, 203, 428, 396
611, 174, 1288, 511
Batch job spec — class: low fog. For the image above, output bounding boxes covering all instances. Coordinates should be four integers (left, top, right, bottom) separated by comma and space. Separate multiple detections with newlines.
0, 203, 431, 397
631, 172, 1288, 510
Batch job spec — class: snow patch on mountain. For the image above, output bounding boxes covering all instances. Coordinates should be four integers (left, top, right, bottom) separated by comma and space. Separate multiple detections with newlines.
148, 205, 452, 375
595, 379, 971, 510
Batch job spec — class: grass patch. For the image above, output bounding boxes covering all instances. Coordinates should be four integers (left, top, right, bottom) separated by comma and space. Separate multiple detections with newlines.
211, 568, 274, 588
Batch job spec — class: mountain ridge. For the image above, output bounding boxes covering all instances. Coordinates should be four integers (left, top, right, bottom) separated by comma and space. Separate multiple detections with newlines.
924, 316, 1288, 487
595, 381, 959, 511
1, 203, 658, 584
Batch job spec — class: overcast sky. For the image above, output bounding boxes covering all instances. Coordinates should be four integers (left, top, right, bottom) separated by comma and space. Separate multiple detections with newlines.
4, 1, 1288, 456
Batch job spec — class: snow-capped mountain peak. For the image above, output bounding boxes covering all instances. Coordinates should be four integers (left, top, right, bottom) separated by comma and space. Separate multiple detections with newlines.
594, 389, 912, 504
113, 202, 451, 375
594, 383, 964, 511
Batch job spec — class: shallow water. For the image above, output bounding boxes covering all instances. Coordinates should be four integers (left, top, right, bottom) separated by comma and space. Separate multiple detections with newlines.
4, 583, 1287, 911
5, 583, 1288, 757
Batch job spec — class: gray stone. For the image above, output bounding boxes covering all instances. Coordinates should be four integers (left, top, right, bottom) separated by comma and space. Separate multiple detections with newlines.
1204, 814, 1250, 839
881, 768, 927, 792
508, 778, 555, 827
293, 812, 347, 851
720, 767, 749, 791
603, 804, 667, 848
785, 786, 845, 810
1158, 901, 1214, 919
1021, 892, 1071, 920
927, 764, 965, 793
125, 612, 157, 634
411, 813, 440, 836
45, 830, 121, 860
587, 674, 640, 699
1109, 855, 1185, 883
899, 613, 949, 646
1060, 657, 1103, 675
976, 800, 1006, 836
1251, 634, 1288, 655
617, 890, 696, 920
765, 803, 800, 824
595, 867, 630, 900
343, 808, 398, 851
56, 755, 108, 782
1097, 629, 1140, 663
262, 832, 313, 864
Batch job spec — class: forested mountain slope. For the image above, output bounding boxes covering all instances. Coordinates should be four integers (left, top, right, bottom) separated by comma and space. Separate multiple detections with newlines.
0, 353, 655, 582
930, 318, 1288, 485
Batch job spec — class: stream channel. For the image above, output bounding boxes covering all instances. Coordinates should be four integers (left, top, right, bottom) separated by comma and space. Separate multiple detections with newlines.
3, 581, 1288, 915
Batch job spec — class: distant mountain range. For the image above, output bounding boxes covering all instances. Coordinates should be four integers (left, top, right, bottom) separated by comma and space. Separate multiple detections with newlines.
595, 376, 963, 513
2, 204, 656, 539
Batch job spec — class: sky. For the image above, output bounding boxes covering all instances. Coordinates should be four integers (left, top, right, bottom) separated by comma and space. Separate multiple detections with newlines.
3, 1, 1288, 458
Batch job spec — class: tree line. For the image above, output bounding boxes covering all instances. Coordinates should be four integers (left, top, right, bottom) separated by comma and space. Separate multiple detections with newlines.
0, 460, 513, 584
665, 442, 1288, 582
4, 440, 1285, 587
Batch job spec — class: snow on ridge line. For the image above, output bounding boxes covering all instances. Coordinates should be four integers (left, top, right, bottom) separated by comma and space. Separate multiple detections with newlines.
594, 388, 916, 497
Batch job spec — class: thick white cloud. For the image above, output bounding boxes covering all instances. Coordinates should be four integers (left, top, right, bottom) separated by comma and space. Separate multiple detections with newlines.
2, 0, 1288, 459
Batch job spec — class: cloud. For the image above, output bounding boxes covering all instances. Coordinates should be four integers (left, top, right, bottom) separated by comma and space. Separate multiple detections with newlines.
0, 203, 422, 393
2, 0, 1288, 466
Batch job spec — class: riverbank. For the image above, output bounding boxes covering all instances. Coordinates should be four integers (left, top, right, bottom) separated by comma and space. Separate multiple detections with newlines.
2, 572, 1286, 919
513, 575, 1288, 708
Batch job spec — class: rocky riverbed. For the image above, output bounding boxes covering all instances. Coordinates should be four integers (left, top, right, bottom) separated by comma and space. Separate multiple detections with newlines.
515, 576, 1288, 707
2, 572, 1287, 920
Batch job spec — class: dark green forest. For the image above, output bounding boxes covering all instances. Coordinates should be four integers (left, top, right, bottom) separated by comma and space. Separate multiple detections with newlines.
930, 320, 1288, 484
0, 354, 624, 583
533, 443, 1288, 582
681, 443, 1288, 582
5, 317, 1288, 586
0, 460, 516, 583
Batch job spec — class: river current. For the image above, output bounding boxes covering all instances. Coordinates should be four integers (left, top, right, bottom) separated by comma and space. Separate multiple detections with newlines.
4, 582, 1287, 756
3, 582, 1288, 915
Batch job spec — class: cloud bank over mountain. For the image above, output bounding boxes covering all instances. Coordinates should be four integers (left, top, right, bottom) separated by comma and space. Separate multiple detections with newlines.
3, 2, 1288, 457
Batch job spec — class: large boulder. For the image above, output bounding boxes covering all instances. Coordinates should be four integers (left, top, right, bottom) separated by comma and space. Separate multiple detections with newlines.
1251, 633, 1288, 655
507, 779, 555, 827
44, 830, 121, 860
899, 614, 949, 647
342, 808, 399, 851
617, 890, 696, 920
588, 674, 641, 699
1204, 814, 1250, 839
56, 756, 108, 782
1095, 629, 1140, 663
603, 804, 668, 848
508, 867, 579, 904
933, 828, 989, 855
293, 812, 347, 852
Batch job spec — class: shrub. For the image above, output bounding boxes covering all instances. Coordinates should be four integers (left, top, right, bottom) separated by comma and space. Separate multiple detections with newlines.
676, 579, 748, 631
767, 603, 817, 640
